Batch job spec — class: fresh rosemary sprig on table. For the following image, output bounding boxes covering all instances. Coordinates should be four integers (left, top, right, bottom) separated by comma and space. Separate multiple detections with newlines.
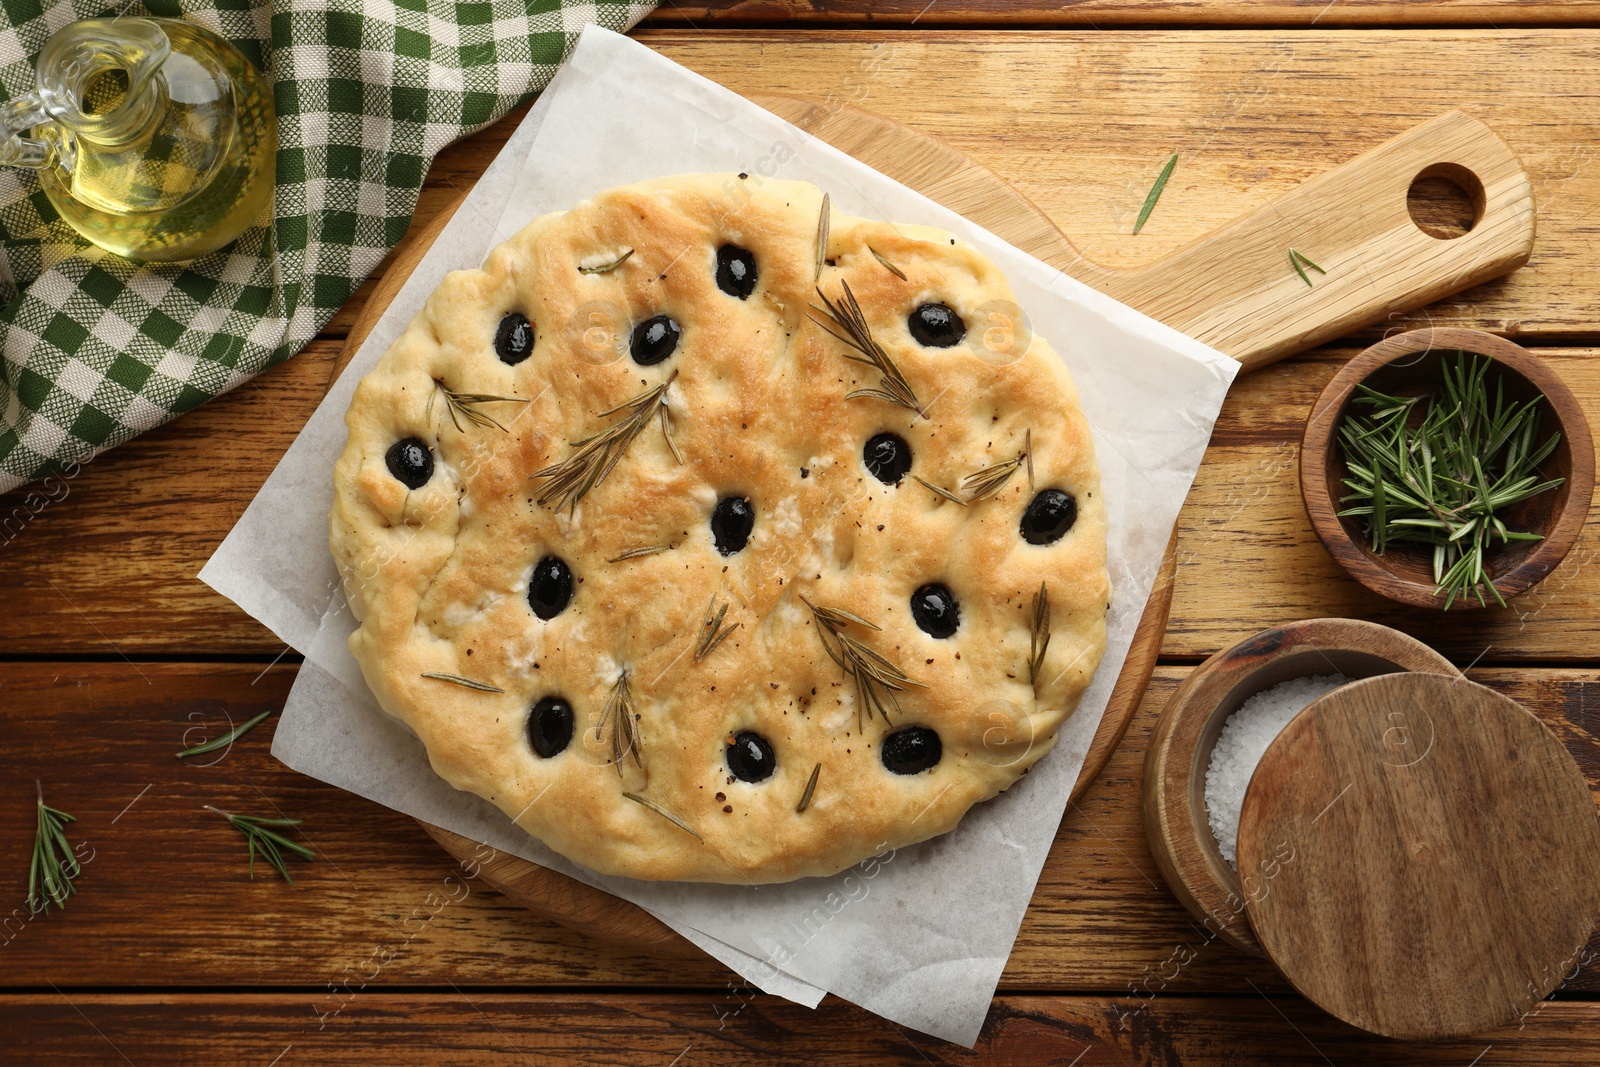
533, 371, 678, 515
28, 784, 80, 916
1289, 248, 1326, 288
176, 709, 274, 758
810, 282, 923, 415
694, 596, 742, 663
802, 598, 926, 732
1029, 581, 1052, 687
205, 805, 314, 884
421, 672, 505, 693
1133, 152, 1178, 235
428, 381, 528, 433
1336, 351, 1563, 608
595, 671, 642, 773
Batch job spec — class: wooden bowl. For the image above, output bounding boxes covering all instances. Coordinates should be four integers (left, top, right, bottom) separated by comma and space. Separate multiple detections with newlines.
1141, 618, 1459, 955
1300, 327, 1594, 611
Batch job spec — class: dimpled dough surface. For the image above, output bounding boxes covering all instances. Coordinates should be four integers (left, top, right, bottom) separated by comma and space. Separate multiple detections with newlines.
330, 174, 1108, 884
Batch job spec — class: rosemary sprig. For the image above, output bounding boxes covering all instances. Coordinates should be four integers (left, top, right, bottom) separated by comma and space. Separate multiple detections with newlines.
911, 474, 968, 507
1336, 351, 1563, 608
622, 792, 702, 841
1133, 152, 1178, 235
961, 430, 1033, 502
1289, 248, 1326, 288
532, 371, 678, 514
28, 784, 80, 916
1029, 581, 1052, 687
579, 248, 633, 275
595, 670, 641, 773
809, 282, 922, 415
421, 672, 504, 693
428, 381, 528, 433
814, 192, 831, 281
608, 544, 670, 563
802, 598, 927, 732
659, 404, 684, 464
205, 805, 314, 884
796, 763, 821, 813
695, 596, 743, 663
869, 245, 907, 280
177, 709, 274, 758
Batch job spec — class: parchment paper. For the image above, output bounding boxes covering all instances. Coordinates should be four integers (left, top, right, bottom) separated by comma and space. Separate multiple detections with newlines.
201, 25, 1238, 1046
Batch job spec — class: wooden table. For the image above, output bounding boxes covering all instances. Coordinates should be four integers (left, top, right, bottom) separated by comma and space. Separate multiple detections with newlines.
5, 6, 1600, 1063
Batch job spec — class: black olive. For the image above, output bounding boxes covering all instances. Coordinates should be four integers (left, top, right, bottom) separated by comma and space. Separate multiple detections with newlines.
908, 302, 965, 347
910, 583, 959, 638
862, 432, 912, 486
528, 556, 574, 619
726, 730, 776, 783
385, 437, 433, 489
527, 697, 574, 758
711, 496, 754, 555
715, 245, 758, 299
494, 312, 535, 365
630, 315, 681, 365
1021, 489, 1078, 545
882, 726, 941, 775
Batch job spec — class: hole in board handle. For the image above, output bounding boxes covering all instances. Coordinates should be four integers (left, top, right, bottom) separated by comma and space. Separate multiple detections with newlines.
1407, 162, 1485, 240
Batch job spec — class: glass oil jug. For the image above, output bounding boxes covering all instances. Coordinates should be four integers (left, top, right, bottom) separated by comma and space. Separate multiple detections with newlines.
0, 17, 274, 262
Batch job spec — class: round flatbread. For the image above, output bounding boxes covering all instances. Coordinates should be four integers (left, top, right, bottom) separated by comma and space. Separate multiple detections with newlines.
331, 173, 1108, 883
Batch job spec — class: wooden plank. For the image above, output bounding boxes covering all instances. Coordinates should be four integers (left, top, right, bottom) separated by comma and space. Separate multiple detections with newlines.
2, 992, 1599, 1065
645, 1, 1600, 27
316, 31, 1600, 343
634, 30, 1600, 342
2, 662, 1594, 993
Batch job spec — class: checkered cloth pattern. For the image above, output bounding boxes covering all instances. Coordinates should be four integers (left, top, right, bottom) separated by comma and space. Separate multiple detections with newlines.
0, 0, 654, 492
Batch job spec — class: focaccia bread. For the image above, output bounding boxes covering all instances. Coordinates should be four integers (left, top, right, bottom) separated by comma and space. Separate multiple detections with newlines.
330, 174, 1108, 883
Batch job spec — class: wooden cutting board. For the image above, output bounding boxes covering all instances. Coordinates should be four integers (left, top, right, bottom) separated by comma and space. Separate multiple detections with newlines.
331, 95, 1533, 954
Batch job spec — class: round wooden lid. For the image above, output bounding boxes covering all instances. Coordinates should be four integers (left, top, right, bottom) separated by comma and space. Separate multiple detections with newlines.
1237, 671, 1600, 1040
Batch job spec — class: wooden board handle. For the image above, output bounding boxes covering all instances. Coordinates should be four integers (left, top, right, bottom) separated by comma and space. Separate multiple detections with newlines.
1098, 110, 1535, 369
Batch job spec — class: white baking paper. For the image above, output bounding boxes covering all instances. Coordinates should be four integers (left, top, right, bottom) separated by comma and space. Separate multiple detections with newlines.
201, 25, 1238, 1046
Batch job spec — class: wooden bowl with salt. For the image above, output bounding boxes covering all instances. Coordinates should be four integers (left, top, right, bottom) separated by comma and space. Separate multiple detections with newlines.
1141, 617, 1459, 955
1299, 327, 1594, 610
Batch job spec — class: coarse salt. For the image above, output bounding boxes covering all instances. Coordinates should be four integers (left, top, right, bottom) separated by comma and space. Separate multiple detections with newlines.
1204, 673, 1348, 867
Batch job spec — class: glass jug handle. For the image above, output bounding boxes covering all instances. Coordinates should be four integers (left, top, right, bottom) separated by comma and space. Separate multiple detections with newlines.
0, 18, 171, 171
0, 94, 54, 169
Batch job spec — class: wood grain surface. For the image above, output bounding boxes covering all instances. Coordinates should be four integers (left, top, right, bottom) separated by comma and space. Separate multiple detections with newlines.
647, 1, 1600, 27
1240, 672, 1600, 1039
7, 20, 1600, 1063
3, 661, 1596, 995
4, 993, 1600, 1065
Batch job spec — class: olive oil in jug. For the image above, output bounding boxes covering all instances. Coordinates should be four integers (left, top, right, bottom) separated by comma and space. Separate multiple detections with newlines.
0, 17, 275, 262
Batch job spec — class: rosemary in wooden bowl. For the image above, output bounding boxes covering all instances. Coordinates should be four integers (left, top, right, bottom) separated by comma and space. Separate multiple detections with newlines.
1335, 352, 1561, 608
1300, 328, 1594, 612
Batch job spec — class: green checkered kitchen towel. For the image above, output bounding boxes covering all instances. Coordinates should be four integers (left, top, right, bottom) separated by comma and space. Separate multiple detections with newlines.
0, 0, 654, 493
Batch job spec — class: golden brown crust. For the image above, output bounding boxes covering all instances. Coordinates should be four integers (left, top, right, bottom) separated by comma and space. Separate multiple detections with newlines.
330, 174, 1108, 883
